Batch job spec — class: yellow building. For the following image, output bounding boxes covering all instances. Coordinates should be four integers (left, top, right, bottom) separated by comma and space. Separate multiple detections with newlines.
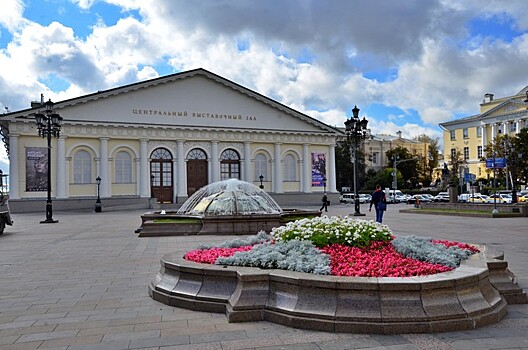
363, 131, 429, 172
440, 86, 528, 180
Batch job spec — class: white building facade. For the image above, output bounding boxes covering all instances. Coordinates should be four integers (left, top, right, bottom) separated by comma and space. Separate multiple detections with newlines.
0, 69, 342, 211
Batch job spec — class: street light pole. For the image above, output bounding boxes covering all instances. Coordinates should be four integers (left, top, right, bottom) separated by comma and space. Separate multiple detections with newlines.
95, 176, 102, 212
35, 99, 63, 224
344, 105, 369, 216
259, 174, 264, 189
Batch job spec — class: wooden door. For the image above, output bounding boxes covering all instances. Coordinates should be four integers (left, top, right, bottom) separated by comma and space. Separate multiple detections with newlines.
151, 159, 173, 203
187, 159, 208, 196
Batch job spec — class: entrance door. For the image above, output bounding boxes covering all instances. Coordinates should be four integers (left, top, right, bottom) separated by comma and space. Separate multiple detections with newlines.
187, 148, 208, 196
150, 148, 173, 203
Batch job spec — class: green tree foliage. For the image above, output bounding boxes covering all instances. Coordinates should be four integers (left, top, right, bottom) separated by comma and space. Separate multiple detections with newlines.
363, 168, 400, 190
448, 148, 465, 189
335, 140, 368, 192
385, 146, 419, 188
413, 134, 440, 186
484, 131, 527, 188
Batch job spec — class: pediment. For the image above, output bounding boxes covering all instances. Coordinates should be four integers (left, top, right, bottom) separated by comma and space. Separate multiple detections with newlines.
5, 69, 339, 136
480, 99, 528, 120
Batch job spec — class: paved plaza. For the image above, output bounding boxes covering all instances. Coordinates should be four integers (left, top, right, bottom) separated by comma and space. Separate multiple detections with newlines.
0, 203, 527, 350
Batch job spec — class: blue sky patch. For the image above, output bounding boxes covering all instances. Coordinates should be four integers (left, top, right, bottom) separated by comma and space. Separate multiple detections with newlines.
467, 14, 521, 44
39, 73, 71, 92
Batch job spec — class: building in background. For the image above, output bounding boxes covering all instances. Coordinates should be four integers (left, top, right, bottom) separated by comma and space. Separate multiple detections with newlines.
0, 68, 342, 212
364, 131, 429, 171
440, 86, 528, 181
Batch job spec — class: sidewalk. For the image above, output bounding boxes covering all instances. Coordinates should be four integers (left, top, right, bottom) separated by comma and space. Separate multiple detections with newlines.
0, 204, 527, 349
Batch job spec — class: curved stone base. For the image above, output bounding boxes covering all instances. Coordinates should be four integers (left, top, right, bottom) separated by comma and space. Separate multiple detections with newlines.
149, 250, 513, 334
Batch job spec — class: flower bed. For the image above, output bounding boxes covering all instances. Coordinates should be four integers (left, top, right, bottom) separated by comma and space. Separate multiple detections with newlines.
184, 216, 479, 277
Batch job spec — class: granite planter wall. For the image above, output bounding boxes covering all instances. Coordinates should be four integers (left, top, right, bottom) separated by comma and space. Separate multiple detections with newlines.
149, 248, 526, 334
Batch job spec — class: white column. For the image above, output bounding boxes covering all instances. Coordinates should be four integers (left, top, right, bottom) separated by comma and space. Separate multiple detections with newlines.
135, 158, 141, 196
139, 139, 149, 197
328, 144, 337, 192
243, 141, 251, 182
56, 136, 67, 198
515, 120, 520, 134
177, 140, 186, 198
8, 135, 19, 199
303, 144, 311, 193
273, 143, 282, 193
99, 138, 109, 197
491, 124, 496, 140
481, 125, 487, 149
211, 141, 219, 182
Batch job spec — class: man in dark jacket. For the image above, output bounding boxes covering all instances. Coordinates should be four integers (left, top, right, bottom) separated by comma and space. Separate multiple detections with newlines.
320, 193, 328, 212
369, 185, 386, 223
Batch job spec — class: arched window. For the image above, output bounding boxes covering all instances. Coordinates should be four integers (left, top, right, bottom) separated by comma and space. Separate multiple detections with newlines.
254, 153, 268, 181
115, 151, 132, 183
283, 154, 297, 181
220, 149, 240, 180
187, 148, 207, 160
73, 150, 92, 184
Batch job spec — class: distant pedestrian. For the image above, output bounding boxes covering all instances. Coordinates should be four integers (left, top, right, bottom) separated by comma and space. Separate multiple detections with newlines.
369, 185, 387, 223
320, 193, 328, 212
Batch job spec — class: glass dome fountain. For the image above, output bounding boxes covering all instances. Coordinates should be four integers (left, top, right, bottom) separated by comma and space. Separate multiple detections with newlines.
177, 179, 283, 216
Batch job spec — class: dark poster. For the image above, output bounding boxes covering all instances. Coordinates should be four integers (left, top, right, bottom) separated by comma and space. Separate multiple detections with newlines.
311, 152, 326, 187
26, 147, 48, 192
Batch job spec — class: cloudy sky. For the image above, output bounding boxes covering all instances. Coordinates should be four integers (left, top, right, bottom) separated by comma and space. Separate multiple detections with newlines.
1, 0, 528, 174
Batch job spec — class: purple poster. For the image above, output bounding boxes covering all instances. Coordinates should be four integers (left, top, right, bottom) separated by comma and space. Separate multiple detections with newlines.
26, 147, 48, 192
311, 152, 326, 187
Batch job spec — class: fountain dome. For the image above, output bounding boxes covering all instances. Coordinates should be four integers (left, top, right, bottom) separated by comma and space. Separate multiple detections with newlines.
177, 179, 283, 216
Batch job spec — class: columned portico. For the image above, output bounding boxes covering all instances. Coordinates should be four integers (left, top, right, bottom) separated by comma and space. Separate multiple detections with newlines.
56, 136, 67, 198
211, 141, 219, 183
8, 134, 19, 199
99, 137, 109, 198
303, 144, 311, 193
176, 140, 186, 199
273, 143, 282, 193
140, 139, 149, 197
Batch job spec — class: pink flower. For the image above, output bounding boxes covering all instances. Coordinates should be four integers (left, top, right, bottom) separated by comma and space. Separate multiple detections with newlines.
184, 245, 253, 264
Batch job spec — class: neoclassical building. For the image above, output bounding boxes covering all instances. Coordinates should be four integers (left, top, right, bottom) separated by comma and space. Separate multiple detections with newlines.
0, 69, 342, 211
440, 86, 528, 180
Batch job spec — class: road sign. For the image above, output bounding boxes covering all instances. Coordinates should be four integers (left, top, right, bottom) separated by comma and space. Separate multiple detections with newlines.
486, 158, 506, 169
464, 173, 476, 182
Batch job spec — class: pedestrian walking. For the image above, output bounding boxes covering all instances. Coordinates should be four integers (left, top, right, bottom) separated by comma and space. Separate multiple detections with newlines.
320, 193, 328, 212
369, 185, 387, 223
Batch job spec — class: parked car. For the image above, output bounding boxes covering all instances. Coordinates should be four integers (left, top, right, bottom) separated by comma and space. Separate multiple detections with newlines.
406, 194, 432, 204
434, 192, 450, 202
468, 194, 488, 203
518, 193, 527, 203
421, 194, 435, 201
486, 194, 512, 204
339, 193, 368, 204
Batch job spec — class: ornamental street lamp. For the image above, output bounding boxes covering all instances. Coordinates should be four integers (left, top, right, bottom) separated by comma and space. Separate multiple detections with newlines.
344, 105, 369, 216
259, 174, 264, 189
95, 176, 102, 212
150, 174, 156, 199
35, 99, 63, 224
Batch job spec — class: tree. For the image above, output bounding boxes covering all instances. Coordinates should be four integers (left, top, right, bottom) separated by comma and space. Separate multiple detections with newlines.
363, 168, 401, 191
385, 146, 419, 189
448, 148, 465, 191
413, 134, 440, 186
335, 140, 368, 192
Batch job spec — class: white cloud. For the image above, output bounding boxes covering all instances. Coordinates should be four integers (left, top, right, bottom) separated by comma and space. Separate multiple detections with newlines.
0, 0, 27, 32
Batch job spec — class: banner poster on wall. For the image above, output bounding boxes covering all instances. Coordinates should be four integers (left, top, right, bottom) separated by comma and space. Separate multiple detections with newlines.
26, 147, 48, 192
311, 152, 326, 187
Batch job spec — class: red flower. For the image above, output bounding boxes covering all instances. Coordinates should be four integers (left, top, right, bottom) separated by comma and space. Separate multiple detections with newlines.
432, 239, 480, 253
184, 245, 253, 264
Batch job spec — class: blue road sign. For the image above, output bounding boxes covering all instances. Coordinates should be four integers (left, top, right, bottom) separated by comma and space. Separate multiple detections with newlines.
464, 173, 476, 182
486, 158, 506, 169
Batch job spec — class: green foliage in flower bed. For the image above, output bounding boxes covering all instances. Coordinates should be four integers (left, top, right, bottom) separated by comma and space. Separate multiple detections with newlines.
392, 235, 472, 268
271, 215, 393, 248
216, 239, 331, 275
198, 231, 271, 249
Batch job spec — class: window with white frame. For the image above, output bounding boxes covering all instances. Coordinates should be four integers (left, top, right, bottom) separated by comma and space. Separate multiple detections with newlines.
450, 130, 456, 140
254, 153, 268, 181
73, 150, 92, 184
283, 154, 297, 181
115, 151, 132, 183
477, 146, 483, 159
510, 122, 516, 132
372, 152, 379, 165
476, 127, 482, 138
463, 147, 469, 160
463, 128, 469, 138
450, 148, 457, 161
